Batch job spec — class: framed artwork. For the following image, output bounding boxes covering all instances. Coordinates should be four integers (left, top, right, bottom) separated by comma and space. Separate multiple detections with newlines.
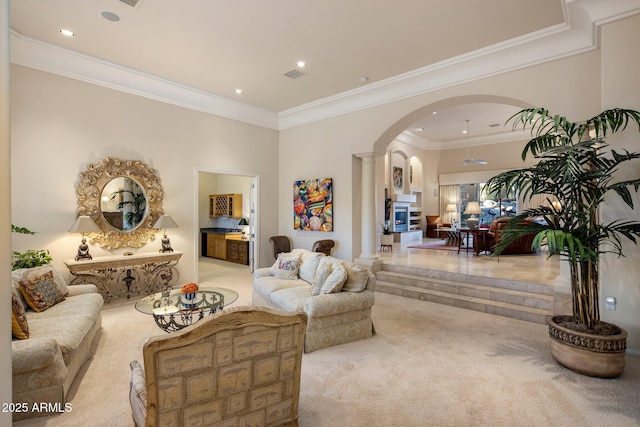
393, 166, 403, 189
293, 178, 333, 231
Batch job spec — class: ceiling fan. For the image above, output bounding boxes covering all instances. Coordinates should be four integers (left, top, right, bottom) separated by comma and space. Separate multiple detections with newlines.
462, 119, 488, 166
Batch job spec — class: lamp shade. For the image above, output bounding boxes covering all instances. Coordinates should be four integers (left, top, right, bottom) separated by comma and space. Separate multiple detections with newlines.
463, 202, 482, 215
445, 203, 457, 213
68, 216, 101, 233
238, 217, 249, 226
153, 215, 178, 230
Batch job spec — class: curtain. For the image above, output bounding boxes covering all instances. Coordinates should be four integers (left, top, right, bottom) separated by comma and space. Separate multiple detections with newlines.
439, 185, 459, 225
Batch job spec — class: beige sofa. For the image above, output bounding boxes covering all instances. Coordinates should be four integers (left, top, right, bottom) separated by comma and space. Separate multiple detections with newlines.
252, 249, 375, 352
11, 265, 103, 421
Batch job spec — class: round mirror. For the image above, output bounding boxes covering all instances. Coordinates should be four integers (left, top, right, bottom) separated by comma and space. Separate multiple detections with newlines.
75, 157, 164, 249
100, 177, 147, 231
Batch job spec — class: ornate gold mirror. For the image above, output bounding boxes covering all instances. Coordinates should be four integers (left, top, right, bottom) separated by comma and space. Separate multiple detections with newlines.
75, 157, 164, 249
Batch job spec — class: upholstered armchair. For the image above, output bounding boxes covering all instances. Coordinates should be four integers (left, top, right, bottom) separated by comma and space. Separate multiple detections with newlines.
311, 239, 335, 256
129, 306, 307, 427
476, 217, 537, 255
269, 235, 292, 261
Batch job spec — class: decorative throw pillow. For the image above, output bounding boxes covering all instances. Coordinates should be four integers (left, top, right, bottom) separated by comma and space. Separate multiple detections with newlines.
298, 252, 325, 283
342, 263, 369, 292
320, 263, 347, 294
11, 290, 29, 340
19, 271, 66, 312
275, 254, 301, 280
312, 258, 333, 296
13, 265, 69, 296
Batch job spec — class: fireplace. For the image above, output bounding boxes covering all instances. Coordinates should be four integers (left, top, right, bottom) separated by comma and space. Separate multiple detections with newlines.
392, 203, 410, 232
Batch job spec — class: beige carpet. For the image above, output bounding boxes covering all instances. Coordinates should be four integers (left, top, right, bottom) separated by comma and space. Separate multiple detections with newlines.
15, 259, 640, 427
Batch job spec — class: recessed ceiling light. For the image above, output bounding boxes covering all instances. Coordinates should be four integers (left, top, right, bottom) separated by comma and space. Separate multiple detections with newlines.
432, 111, 437, 115
60, 29, 75, 37
359, 76, 369, 83
101, 11, 120, 22
416, 127, 424, 132
296, 61, 306, 68
235, 89, 243, 95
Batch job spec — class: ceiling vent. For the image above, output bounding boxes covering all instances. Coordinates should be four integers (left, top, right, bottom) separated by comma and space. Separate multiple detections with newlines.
283, 69, 306, 79
119, 0, 144, 8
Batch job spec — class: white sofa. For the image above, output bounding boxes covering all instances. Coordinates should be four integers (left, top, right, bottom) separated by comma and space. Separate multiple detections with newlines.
252, 248, 376, 352
11, 265, 103, 421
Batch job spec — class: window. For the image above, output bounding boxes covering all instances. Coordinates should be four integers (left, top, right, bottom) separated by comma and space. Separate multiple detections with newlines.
459, 183, 517, 227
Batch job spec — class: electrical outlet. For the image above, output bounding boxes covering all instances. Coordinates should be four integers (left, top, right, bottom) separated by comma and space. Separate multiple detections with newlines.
605, 296, 616, 310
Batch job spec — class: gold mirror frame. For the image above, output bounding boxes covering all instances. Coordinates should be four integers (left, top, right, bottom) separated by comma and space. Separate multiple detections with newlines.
75, 157, 164, 249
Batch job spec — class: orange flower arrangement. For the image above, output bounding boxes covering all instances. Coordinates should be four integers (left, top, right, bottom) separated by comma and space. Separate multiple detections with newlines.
181, 283, 199, 294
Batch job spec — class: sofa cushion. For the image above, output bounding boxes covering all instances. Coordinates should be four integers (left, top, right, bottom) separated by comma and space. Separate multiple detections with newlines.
253, 276, 309, 301
312, 258, 333, 296
19, 271, 66, 312
296, 251, 325, 283
11, 290, 29, 340
270, 286, 311, 312
341, 263, 369, 293
27, 313, 98, 365
320, 263, 347, 294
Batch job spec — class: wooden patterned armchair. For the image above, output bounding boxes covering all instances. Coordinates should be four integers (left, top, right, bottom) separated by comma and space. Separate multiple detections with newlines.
129, 306, 307, 427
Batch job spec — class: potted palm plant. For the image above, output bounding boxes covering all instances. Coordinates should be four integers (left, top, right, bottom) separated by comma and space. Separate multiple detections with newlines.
485, 108, 640, 378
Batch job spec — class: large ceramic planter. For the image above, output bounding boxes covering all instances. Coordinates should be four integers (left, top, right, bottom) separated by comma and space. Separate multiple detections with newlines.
548, 315, 627, 378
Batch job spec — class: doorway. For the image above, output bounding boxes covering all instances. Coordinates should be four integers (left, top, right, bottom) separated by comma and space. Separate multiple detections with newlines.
195, 168, 259, 284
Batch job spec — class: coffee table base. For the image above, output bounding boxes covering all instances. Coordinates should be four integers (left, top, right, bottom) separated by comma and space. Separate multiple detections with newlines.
153, 304, 223, 333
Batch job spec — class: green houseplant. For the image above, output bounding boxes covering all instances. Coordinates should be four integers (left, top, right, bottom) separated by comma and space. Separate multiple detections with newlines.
11, 224, 52, 270
485, 108, 640, 378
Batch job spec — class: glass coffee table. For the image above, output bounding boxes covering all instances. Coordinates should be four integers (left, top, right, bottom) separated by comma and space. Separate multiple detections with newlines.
135, 286, 239, 332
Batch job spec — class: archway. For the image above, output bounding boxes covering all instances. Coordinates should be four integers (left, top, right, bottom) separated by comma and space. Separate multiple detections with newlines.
365, 94, 532, 254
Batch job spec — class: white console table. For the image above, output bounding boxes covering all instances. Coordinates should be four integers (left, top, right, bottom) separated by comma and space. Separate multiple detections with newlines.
64, 251, 183, 301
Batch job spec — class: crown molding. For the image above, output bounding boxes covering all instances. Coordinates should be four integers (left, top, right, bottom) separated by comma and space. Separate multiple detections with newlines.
396, 129, 530, 151
10, 30, 280, 130
10, 0, 640, 132
278, 0, 640, 129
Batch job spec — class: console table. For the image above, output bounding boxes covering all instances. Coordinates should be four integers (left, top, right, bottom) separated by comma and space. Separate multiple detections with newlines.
64, 251, 183, 301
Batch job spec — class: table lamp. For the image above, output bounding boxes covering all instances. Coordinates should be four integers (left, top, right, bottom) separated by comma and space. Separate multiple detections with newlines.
446, 203, 457, 226
464, 201, 482, 229
153, 215, 178, 253
69, 216, 101, 261
238, 217, 249, 239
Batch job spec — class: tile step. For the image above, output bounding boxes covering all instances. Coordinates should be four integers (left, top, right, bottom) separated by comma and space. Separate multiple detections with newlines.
379, 264, 554, 296
376, 280, 552, 324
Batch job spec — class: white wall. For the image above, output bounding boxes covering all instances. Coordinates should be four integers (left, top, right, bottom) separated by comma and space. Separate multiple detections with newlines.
10, 65, 279, 283
600, 14, 640, 350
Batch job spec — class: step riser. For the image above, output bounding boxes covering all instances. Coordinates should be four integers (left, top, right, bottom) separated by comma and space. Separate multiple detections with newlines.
376, 282, 549, 324
375, 263, 553, 325
379, 265, 553, 296
375, 272, 553, 311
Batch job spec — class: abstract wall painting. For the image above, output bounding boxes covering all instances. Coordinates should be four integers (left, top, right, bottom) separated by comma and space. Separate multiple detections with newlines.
293, 178, 333, 231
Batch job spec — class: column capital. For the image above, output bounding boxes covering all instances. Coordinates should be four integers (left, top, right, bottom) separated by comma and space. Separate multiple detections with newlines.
354, 152, 385, 160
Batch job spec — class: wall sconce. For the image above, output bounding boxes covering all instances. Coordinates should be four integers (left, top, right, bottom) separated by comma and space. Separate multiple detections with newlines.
153, 215, 178, 253
68, 216, 101, 260
238, 217, 249, 239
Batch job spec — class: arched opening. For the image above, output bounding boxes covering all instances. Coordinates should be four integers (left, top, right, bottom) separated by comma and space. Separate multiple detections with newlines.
368, 94, 533, 250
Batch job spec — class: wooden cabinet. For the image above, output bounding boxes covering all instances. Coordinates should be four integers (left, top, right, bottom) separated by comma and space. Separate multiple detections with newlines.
226, 239, 249, 265
207, 234, 228, 259
209, 194, 243, 218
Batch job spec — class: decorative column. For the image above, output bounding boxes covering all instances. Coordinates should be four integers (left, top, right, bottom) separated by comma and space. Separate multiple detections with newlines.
404, 156, 411, 194
354, 152, 383, 271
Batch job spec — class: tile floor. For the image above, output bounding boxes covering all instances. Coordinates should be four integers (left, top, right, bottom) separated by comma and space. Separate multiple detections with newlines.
376, 237, 560, 286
